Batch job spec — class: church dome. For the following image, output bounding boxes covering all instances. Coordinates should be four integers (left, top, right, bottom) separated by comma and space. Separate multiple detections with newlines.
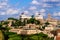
35, 13, 43, 19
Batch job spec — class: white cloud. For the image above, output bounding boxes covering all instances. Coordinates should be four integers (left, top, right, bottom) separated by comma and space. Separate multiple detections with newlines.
6, 9, 19, 15
57, 12, 60, 16
41, 13, 46, 16
38, 0, 60, 7
35, 10, 46, 16
5, 0, 8, 1
0, 5, 3, 8
0, 0, 21, 16
53, 12, 60, 16
31, 0, 53, 8
0, 2, 7, 6
53, 12, 57, 16
0, 2, 7, 9
42, 0, 60, 2
0, 12, 6, 15
1, 0, 8, 1
40, 9, 46, 13
42, 3, 52, 7
24, 11, 29, 14
31, 0, 39, 5
54, 17, 59, 19
39, 9, 46, 16
0, 9, 19, 15
42, 0, 60, 7
32, 0, 60, 2
29, 6, 37, 10
49, 0, 60, 2
35, 11, 39, 15
56, 4, 60, 6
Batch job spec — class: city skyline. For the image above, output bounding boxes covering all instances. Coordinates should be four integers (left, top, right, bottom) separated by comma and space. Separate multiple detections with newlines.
0, 0, 60, 20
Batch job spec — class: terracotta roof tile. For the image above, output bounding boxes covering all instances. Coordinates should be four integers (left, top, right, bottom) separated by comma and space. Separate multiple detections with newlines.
56, 36, 60, 40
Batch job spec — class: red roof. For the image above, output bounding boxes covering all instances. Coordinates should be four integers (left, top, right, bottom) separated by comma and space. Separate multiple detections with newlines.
56, 36, 60, 40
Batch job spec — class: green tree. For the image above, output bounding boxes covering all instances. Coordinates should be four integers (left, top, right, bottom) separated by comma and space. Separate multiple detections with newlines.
45, 21, 50, 26
3, 21, 9, 25
8, 34, 21, 40
35, 20, 40, 25
27, 15, 40, 25
8, 18, 18, 21
42, 21, 50, 29
0, 23, 3, 30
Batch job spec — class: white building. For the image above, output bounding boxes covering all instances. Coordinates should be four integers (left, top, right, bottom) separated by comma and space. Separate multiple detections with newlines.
20, 12, 44, 20
20, 13, 31, 19
45, 24, 54, 31
35, 12, 43, 20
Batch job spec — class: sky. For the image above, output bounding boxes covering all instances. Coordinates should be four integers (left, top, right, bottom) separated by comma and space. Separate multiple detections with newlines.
0, 0, 60, 20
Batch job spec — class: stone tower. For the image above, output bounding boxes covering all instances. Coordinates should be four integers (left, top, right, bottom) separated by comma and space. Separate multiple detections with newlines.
47, 13, 51, 21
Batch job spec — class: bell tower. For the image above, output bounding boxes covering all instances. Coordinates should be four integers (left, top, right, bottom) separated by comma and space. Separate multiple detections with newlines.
47, 13, 51, 21
48, 13, 51, 19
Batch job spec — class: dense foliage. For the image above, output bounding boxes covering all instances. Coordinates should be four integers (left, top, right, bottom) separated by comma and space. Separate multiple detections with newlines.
8, 18, 18, 21
6, 32, 54, 40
